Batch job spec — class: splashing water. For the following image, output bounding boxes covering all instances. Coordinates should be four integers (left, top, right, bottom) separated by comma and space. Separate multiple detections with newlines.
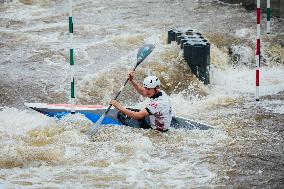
0, 0, 283, 188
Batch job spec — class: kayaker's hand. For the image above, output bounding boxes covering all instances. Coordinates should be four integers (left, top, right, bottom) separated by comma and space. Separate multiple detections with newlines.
110, 100, 121, 109
128, 71, 135, 82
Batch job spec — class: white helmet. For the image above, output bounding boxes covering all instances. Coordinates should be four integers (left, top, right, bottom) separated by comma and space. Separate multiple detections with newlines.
143, 76, 160, 88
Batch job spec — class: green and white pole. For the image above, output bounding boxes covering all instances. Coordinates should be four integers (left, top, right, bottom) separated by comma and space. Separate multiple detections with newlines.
267, 0, 270, 35
69, 0, 75, 113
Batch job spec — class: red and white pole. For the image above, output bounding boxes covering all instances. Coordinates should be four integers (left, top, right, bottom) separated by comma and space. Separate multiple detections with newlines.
256, 0, 261, 101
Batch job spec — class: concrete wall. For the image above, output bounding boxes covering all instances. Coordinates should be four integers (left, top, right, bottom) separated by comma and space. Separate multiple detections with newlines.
220, 0, 283, 18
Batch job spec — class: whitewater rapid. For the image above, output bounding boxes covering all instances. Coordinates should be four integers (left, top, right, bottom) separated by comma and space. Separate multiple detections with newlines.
0, 0, 283, 188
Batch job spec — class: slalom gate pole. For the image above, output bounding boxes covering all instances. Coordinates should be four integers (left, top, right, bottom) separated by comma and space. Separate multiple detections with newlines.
267, 0, 270, 35
256, 0, 261, 101
69, 0, 75, 113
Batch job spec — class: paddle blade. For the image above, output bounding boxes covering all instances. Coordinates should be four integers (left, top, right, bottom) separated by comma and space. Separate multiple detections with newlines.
137, 44, 155, 64
88, 114, 106, 136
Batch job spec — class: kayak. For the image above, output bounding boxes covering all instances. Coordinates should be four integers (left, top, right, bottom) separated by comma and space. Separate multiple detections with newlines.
24, 103, 211, 130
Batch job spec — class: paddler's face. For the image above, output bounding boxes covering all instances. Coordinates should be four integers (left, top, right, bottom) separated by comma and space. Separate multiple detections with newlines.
144, 87, 156, 98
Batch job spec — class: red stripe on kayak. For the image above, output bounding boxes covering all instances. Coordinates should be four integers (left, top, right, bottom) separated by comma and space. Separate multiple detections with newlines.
47, 104, 106, 108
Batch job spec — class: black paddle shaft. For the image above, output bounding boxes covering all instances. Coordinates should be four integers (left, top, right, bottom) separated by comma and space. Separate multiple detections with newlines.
98, 44, 155, 120
104, 62, 140, 115
89, 44, 155, 136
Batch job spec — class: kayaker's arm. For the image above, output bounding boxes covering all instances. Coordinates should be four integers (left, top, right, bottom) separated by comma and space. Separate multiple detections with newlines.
110, 100, 149, 120
129, 71, 147, 97
130, 80, 146, 97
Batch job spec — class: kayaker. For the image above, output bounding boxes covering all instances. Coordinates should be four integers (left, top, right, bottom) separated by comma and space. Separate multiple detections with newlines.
110, 71, 172, 132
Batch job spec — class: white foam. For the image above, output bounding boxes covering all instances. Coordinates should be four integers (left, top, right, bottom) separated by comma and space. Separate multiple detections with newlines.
169, 66, 284, 120
230, 45, 254, 66
1, 0, 283, 188
257, 100, 284, 114
0, 107, 52, 135
235, 28, 252, 38
210, 66, 284, 96
144, 34, 163, 45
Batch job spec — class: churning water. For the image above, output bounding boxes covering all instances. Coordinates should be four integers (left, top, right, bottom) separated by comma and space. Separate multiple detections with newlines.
0, 0, 283, 188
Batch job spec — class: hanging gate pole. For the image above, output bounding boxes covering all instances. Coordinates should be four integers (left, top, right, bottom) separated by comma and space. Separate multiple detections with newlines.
69, 0, 75, 113
267, 0, 270, 35
255, 0, 261, 101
